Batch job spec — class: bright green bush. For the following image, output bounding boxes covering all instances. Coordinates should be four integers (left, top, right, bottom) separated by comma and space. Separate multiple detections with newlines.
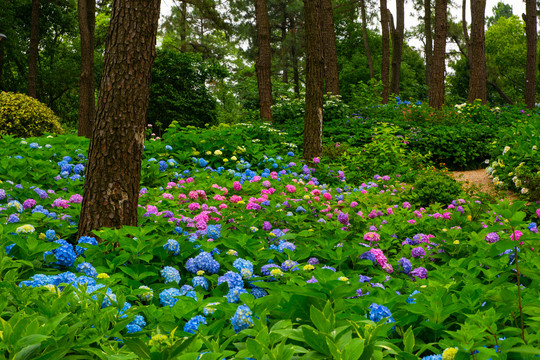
408, 168, 464, 207
0, 92, 63, 138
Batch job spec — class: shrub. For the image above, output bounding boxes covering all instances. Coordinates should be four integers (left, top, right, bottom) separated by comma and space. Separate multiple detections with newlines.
408, 169, 463, 207
0, 92, 63, 138
271, 93, 350, 125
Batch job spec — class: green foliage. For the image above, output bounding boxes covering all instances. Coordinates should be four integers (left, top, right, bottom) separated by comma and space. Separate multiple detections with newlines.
487, 113, 540, 200
271, 93, 350, 125
408, 168, 464, 207
147, 49, 227, 135
0, 92, 63, 137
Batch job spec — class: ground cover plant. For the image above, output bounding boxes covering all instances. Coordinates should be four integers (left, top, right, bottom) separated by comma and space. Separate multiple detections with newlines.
0, 121, 540, 359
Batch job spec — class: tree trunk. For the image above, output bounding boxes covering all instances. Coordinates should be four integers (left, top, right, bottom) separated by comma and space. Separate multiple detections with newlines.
281, 10, 288, 83
380, 0, 390, 103
424, 0, 432, 90
429, 0, 446, 108
360, 0, 374, 79
488, 79, 514, 105
524, 0, 537, 109
462, 0, 470, 52
28, 0, 40, 98
467, 0, 487, 104
78, 0, 161, 238
290, 16, 300, 96
255, 0, 272, 122
303, 0, 324, 161
390, 0, 404, 96
321, 0, 339, 95
78, 0, 96, 138
181, 1, 187, 52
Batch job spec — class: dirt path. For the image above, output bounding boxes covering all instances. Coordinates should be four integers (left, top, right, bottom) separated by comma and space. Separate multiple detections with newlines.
451, 169, 518, 201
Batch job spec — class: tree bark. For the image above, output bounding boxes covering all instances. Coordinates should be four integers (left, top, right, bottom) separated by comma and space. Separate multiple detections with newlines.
467, 0, 487, 104
424, 0, 432, 90
255, 0, 272, 122
280, 8, 288, 83
380, 0, 390, 103
28, 0, 40, 98
487, 79, 514, 105
290, 15, 300, 96
78, 0, 96, 138
303, 0, 324, 161
181, 1, 187, 52
462, 0, 470, 52
321, 0, 340, 95
429, 0, 446, 108
524, 0, 537, 109
390, 0, 404, 96
78, 0, 161, 238
360, 0, 374, 79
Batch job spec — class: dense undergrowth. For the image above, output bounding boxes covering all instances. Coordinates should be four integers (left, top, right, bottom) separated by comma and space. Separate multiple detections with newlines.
0, 110, 539, 359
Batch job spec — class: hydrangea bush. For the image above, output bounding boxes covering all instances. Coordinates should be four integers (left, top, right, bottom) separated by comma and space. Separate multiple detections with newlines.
0, 119, 539, 359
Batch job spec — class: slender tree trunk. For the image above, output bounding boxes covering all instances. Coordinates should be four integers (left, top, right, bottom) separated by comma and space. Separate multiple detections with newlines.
360, 0, 374, 79
290, 16, 300, 95
462, 0, 470, 52
255, 0, 272, 122
0, 40, 5, 90
181, 1, 187, 52
78, 0, 96, 138
390, 0, 404, 96
28, 0, 40, 98
321, 0, 340, 95
281, 10, 288, 83
424, 0, 432, 91
303, 0, 324, 161
524, 0, 537, 109
380, 0, 390, 103
78, 0, 161, 238
488, 79, 514, 105
429, 0, 446, 108
467, 0, 487, 104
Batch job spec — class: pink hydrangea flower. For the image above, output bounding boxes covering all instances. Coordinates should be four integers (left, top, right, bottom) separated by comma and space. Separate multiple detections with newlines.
286, 185, 297, 193
233, 181, 242, 191
69, 194, 83, 203
188, 203, 201, 211
230, 195, 242, 203
162, 193, 174, 200
322, 192, 331, 200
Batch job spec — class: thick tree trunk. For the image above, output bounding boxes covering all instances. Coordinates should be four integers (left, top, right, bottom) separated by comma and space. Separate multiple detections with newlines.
78, 0, 161, 238
181, 1, 187, 52
429, 0, 446, 108
28, 0, 40, 98
360, 0, 374, 79
380, 0, 390, 103
78, 0, 96, 138
255, 0, 273, 122
303, 0, 324, 161
390, 0, 404, 96
424, 0, 432, 90
524, 0, 537, 109
462, 0, 470, 52
321, 0, 339, 95
467, 0, 487, 104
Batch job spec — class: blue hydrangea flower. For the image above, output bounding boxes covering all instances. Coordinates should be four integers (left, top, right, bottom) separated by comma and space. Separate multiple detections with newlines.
45, 229, 56, 241
73, 164, 85, 174
198, 158, 208, 167
398, 257, 412, 274
368, 303, 395, 324
218, 271, 244, 289
165, 145, 173, 151
192, 276, 209, 290
226, 288, 248, 303
76, 236, 98, 256
420, 355, 442, 360
233, 258, 254, 279
278, 241, 296, 252
159, 288, 182, 307
406, 290, 421, 304
126, 323, 142, 333
180, 284, 194, 295
250, 287, 267, 299
231, 304, 254, 333
158, 160, 168, 171
163, 239, 180, 255
186, 252, 220, 274
184, 315, 206, 334
206, 225, 221, 240
281, 260, 299, 271
77, 262, 98, 277
203, 302, 220, 315
161, 266, 181, 284
261, 264, 280, 276
44, 240, 77, 267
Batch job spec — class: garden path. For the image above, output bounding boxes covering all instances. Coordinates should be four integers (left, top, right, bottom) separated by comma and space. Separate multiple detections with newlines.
451, 169, 518, 201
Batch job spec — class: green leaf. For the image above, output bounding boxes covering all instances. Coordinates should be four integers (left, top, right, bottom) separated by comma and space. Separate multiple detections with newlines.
123, 337, 151, 359
246, 338, 266, 359
342, 338, 365, 360
13, 343, 42, 360
508, 346, 540, 355
310, 306, 330, 333
403, 326, 415, 353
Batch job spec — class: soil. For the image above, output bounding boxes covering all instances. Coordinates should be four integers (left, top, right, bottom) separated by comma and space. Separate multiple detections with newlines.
450, 169, 518, 201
